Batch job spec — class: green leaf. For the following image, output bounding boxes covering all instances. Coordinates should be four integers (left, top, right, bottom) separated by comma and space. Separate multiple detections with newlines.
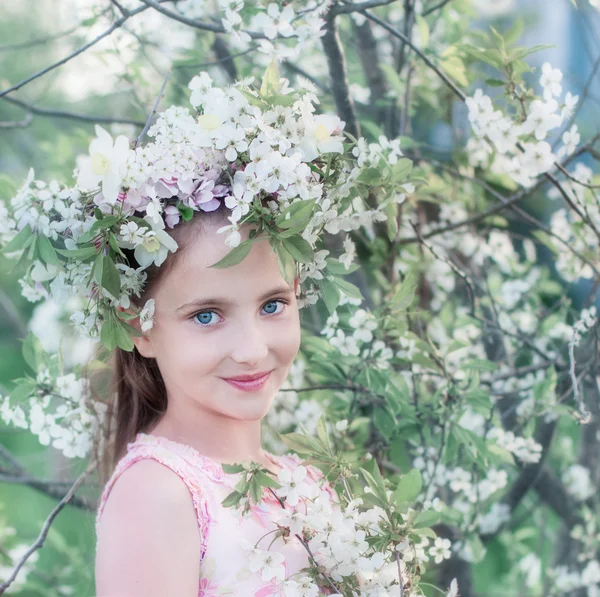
221, 490, 243, 508
359, 467, 388, 505
209, 239, 253, 268
385, 201, 398, 242
415, 13, 429, 48
9, 379, 37, 403
390, 272, 418, 310
21, 332, 42, 372
113, 318, 138, 351
1, 225, 33, 254
413, 509, 441, 528
325, 258, 360, 275
461, 358, 497, 372
440, 56, 468, 87
357, 167, 384, 186
510, 44, 554, 61
373, 406, 396, 441
178, 204, 195, 222
255, 470, 281, 489
221, 463, 245, 474
237, 88, 266, 108
101, 256, 121, 299
319, 277, 341, 315
331, 276, 363, 301
485, 78, 506, 87
459, 45, 503, 70
55, 245, 98, 260
281, 235, 314, 263
276, 199, 316, 230
394, 468, 422, 506
249, 476, 262, 504
279, 432, 323, 454
100, 311, 117, 351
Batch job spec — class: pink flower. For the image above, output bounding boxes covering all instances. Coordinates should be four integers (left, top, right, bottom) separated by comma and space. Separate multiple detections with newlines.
198, 577, 221, 596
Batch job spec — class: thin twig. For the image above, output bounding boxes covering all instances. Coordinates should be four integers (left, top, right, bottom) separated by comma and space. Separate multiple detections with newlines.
362, 9, 467, 101
332, 0, 400, 15
0, 459, 97, 595
0, 5, 151, 99
1, 96, 145, 127
422, 0, 453, 17
135, 71, 171, 147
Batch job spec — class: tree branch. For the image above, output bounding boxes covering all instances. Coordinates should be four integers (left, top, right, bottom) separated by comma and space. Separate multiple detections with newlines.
321, 9, 361, 138
361, 8, 467, 101
0, 4, 151, 99
1, 95, 145, 127
331, 0, 400, 15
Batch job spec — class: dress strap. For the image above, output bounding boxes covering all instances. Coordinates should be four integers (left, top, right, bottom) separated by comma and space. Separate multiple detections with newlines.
95, 441, 211, 562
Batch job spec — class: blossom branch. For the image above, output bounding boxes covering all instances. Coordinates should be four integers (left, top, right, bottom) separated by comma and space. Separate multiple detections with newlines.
266, 486, 343, 594
0, 458, 97, 595
0, 4, 151, 99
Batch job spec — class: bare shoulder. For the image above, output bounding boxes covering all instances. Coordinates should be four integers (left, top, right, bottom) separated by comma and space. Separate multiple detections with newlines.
95, 458, 201, 597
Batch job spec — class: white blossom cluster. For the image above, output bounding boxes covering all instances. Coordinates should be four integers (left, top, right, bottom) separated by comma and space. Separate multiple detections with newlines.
465, 63, 579, 187
0, 368, 106, 459
239, 468, 421, 596
177, 1, 330, 63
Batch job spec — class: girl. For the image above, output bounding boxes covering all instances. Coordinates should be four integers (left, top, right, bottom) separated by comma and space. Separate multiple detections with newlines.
94, 202, 337, 596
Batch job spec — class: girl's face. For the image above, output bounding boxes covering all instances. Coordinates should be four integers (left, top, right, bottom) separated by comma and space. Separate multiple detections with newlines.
132, 221, 301, 423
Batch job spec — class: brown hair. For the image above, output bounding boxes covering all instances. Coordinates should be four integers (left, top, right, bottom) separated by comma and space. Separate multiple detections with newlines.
89, 202, 235, 489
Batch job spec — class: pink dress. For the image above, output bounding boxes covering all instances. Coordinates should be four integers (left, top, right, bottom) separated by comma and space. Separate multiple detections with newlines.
95, 432, 337, 596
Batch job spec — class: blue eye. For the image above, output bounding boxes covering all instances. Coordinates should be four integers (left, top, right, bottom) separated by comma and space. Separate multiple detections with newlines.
190, 299, 287, 328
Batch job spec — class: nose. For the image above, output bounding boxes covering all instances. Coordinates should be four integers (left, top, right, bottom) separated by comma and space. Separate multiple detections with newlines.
229, 319, 269, 367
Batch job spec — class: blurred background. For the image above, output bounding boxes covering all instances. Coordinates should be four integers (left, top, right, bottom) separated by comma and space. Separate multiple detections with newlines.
1, 0, 599, 594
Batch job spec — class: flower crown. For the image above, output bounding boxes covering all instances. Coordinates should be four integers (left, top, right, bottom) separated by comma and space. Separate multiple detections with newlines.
0, 62, 415, 353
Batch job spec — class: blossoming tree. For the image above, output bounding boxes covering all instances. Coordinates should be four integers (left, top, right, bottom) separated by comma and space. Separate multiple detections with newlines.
0, 1, 599, 596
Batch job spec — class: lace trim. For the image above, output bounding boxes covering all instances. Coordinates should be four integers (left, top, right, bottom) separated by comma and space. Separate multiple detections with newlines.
131, 433, 286, 485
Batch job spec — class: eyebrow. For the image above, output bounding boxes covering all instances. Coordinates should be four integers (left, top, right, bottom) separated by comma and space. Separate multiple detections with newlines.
176, 285, 294, 312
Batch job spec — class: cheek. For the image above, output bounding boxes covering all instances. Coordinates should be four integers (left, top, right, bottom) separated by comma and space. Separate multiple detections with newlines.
278, 310, 301, 361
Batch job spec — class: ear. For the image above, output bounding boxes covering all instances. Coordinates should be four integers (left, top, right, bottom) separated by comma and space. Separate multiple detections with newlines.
293, 274, 299, 294
117, 306, 157, 359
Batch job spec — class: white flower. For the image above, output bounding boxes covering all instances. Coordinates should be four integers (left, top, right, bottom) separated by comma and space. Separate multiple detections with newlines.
139, 299, 156, 333
429, 537, 452, 564
134, 216, 179, 268
521, 99, 562, 141
76, 125, 131, 203
252, 3, 295, 40
247, 548, 286, 582
216, 214, 242, 248
561, 91, 579, 120
297, 114, 345, 162
562, 464, 594, 501
557, 124, 580, 160
540, 62, 563, 100
276, 464, 319, 507
339, 236, 356, 270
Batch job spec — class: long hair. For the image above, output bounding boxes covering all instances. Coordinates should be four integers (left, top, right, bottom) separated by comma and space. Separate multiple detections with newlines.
89, 202, 233, 489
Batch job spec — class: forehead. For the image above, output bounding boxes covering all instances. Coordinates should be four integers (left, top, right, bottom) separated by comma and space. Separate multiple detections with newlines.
157, 224, 288, 302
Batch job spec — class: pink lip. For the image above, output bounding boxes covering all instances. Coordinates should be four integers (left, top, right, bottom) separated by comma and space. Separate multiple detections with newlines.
223, 371, 272, 392
224, 371, 272, 382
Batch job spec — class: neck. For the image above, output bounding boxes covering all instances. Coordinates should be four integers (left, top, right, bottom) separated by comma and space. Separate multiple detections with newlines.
147, 403, 267, 467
